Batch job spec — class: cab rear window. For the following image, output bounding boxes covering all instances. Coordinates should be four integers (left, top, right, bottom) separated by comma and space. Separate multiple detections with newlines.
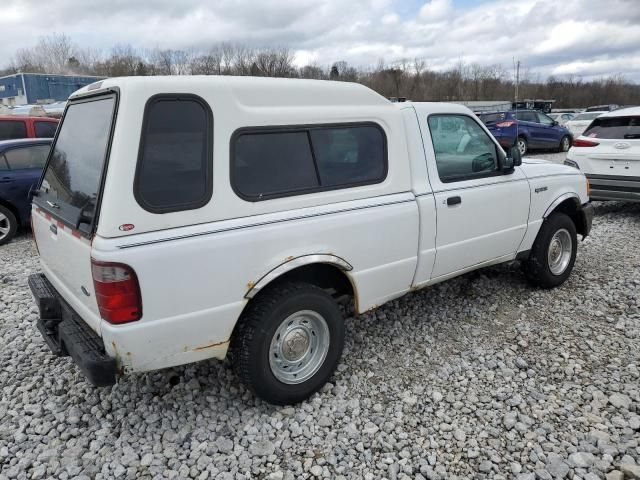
39, 95, 116, 231
584, 116, 640, 139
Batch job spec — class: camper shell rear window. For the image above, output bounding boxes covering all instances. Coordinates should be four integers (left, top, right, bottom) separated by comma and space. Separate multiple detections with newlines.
37, 93, 117, 234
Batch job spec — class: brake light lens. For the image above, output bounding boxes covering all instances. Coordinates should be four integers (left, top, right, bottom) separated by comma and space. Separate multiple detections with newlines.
91, 260, 142, 324
572, 138, 599, 147
496, 121, 516, 127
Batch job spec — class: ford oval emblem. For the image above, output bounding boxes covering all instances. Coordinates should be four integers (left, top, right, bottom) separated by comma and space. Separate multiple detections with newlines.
119, 224, 135, 231
614, 142, 631, 150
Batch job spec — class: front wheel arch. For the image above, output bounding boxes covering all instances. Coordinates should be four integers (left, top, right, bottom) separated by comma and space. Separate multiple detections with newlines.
544, 196, 589, 237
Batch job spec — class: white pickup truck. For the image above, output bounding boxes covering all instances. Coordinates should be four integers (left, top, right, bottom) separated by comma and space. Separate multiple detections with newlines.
29, 77, 593, 405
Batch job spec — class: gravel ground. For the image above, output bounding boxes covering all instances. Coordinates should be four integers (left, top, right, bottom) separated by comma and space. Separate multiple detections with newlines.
1, 189, 639, 479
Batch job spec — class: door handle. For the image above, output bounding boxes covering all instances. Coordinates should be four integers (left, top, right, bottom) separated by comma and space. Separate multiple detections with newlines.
0, 177, 14, 184
446, 196, 462, 206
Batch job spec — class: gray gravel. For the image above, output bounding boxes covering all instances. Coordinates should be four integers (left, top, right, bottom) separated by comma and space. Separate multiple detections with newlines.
1, 198, 639, 480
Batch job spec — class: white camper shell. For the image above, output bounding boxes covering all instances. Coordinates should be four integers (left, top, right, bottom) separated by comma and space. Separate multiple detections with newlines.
29, 76, 593, 404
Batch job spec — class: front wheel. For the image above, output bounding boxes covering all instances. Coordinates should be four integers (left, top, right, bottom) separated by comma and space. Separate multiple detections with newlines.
516, 137, 528, 156
524, 212, 577, 288
558, 135, 571, 152
232, 282, 345, 405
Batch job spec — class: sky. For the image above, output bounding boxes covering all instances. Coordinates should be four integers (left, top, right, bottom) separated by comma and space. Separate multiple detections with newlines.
2, 0, 640, 81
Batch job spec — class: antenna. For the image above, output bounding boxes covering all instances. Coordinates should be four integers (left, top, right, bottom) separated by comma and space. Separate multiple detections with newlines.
513, 57, 521, 156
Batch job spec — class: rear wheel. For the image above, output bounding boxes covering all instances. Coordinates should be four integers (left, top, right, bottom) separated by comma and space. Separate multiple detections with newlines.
516, 136, 528, 156
524, 212, 577, 288
0, 205, 17, 246
558, 135, 571, 152
232, 282, 345, 405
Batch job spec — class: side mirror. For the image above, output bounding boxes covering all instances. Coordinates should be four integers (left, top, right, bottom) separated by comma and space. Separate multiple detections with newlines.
552, 120, 559, 126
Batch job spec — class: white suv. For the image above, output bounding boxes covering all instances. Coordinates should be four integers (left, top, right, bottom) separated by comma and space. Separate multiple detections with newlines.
566, 107, 640, 202
29, 76, 593, 404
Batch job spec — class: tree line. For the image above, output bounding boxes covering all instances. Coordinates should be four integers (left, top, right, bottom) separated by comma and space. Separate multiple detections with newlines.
2, 34, 639, 108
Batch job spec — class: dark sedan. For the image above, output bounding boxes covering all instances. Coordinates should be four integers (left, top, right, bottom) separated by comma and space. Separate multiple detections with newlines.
0, 138, 52, 244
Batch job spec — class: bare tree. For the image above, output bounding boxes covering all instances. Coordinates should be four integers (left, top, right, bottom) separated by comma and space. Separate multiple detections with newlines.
5, 35, 640, 107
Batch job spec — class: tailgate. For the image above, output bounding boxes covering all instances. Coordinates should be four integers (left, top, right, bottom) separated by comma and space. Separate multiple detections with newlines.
32, 208, 102, 333
32, 93, 117, 336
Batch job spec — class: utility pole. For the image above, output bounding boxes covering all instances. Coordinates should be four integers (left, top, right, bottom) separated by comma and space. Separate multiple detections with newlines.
513, 58, 520, 105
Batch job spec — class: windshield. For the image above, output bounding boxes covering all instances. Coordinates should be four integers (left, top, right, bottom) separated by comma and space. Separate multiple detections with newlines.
574, 112, 602, 121
38, 95, 115, 231
584, 116, 640, 139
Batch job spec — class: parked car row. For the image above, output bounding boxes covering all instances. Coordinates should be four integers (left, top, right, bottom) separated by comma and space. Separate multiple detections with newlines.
478, 109, 573, 155
0, 114, 59, 243
565, 111, 609, 137
548, 112, 575, 126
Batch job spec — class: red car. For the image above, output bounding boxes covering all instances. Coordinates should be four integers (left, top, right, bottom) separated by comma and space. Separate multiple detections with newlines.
0, 116, 59, 140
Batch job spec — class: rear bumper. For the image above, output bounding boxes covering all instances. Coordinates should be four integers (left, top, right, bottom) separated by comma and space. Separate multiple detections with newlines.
28, 273, 117, 387
586, 174, 640, 202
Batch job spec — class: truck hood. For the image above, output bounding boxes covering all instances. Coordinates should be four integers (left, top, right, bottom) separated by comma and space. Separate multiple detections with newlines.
519, 157, 579, 178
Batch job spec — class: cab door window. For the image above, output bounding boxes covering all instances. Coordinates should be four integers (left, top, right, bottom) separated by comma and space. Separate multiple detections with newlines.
427, 115, 499, 183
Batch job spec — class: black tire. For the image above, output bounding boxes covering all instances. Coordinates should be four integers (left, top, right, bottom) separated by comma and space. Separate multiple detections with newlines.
524, 212, 577, 289
0, 205, 17, 246
558, 135, 571, 152
516, 136, 528, 156
232, 282, 345, 405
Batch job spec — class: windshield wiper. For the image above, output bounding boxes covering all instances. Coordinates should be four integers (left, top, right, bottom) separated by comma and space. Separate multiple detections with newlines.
623, 133, 640, 139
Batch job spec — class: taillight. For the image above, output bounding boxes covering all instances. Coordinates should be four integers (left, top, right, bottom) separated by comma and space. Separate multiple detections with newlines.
496, 121, 516, 127
572, 138, 599, 147
91, 260, 142, 324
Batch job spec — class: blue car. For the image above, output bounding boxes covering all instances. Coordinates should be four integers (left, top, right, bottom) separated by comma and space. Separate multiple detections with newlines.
0, 138, 52, 245
478, 110, 573, 156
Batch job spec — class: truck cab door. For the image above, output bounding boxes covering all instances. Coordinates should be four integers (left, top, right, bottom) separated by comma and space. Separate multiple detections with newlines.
420, 113, 530, 280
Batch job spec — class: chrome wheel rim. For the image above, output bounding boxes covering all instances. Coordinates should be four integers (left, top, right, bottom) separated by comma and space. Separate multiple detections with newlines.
269, 310, 329, 384
547, 228, 572, 275
517, 139, 526, 155
562, 137, 570, 151
0, 212, 10, 240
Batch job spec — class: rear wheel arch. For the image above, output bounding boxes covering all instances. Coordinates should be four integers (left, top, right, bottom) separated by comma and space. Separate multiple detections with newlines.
245, 255, 356, 304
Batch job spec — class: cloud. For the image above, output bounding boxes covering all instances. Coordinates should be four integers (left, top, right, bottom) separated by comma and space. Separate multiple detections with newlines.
418, 0, 452, 22
0, 0, 639, 81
